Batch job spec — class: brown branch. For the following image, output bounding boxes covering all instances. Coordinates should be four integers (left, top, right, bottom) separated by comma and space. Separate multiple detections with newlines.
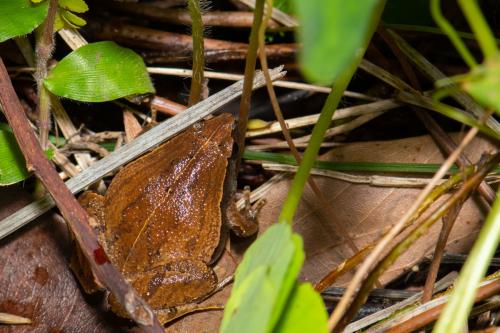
151, 96, 187, 116
90, 21, 296, 63
108, 2, 281, 29
0, 58, 163, 333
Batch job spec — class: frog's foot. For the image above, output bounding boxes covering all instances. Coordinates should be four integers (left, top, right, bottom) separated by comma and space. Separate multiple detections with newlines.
226, 186, 264, 237
109, 258, 218, 324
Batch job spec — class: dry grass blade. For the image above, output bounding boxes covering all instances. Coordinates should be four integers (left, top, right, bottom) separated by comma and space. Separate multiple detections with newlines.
147, 66, 377, 100
246, 99, 400, 138
262, 163, 444, 188
0, 312, 32, 325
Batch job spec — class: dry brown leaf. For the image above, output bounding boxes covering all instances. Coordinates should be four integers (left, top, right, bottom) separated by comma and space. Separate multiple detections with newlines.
257, 134, 497, 286
0, 186, 135, 333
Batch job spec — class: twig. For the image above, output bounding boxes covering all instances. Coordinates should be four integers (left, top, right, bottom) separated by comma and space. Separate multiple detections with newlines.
108, 2, 282, 29
0, 58, 163, 332
0, 67, 285, 241
422, 202, 463, 303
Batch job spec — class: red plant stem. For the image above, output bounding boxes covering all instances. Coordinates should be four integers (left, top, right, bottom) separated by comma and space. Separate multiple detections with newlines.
151, 96, 187, 116
0, 58, 163, 333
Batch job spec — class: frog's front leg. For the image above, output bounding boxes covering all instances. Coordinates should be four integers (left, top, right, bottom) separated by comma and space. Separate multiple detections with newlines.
225, 187, 263, 237
109, 258, 218, 324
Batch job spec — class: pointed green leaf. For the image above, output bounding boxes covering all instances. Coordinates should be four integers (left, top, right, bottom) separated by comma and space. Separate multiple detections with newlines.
0, 125, 30, 185
58, 0, 88, 13
275, 283, 328, 333
0, 0, 48, 43
292, 0, 385, 84
61, 9, 86, 28
44, 41, 155, 102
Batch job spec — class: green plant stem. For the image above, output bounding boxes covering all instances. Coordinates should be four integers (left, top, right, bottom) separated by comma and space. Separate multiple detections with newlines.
458, 0, 498, 60
433, 177, 500, 332
34, 0, 57, 149
244, 150, 500, 175
187, 0, 204, 106
430, 0, 477, 68
236, 0, 265, 157
426, 98, 500, 141
278, 0, 386, 226
277, 72, 347, 224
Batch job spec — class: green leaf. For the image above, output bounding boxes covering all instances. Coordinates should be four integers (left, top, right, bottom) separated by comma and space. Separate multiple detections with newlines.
221, 223, 305, 333
44, 41, 155, 102
0, 0, 48, 43
461, 54, 500, 114
0, 125, 30, 185
292, 0, 384, 84
58, 0, 88, 13
61, 9, 86, 28
222, 267, 275, 333
275, 283, 328, 333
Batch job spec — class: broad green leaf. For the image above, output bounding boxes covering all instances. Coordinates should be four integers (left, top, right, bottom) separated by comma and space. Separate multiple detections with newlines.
44, 41, 155, 102
275, 283, 328, 333
0, 125, 29, 185
221, 223, 305, 333
232, 223, 296, 289
58, 0, 88, 13
292, 0, 385, 84
461, 54, 500, 114
0, 0, 48, 43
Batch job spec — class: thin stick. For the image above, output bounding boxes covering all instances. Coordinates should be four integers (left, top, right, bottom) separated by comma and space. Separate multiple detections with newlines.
0, 57, 163, 332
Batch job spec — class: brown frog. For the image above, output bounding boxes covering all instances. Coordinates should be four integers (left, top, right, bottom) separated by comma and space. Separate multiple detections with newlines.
72, 113, 258, 323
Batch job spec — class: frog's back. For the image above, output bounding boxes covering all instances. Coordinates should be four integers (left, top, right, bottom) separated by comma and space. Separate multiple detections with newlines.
103, 114, 234, 273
